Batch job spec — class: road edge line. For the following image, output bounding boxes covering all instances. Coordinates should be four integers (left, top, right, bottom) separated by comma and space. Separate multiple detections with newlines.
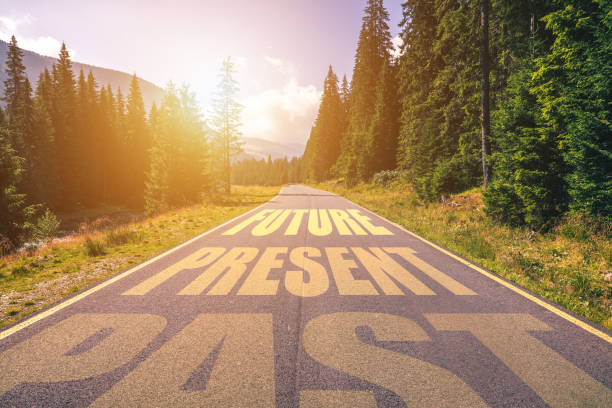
0, 197, 276, 341
343, 197, 612, 344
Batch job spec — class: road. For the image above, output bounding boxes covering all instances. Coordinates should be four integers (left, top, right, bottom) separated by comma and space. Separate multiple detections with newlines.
0, 184, 610, 407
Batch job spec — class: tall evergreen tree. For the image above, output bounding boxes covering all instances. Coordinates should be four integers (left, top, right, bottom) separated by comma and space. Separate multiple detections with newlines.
363, 59, 400, 177
51, 43, 78, 208
484, 0, 563, 229
0, 130, 35, 247
533, 0, 611, 220
125, 75, 150, 205
337, 0, 392, 182
211, 57, 243, 194
340, 75, 351, 114
29, 73, 60, 208
397, 0, 485, 200
145, 84, 210, 214
0, 106, 6, 128
303, 65, 347, 181
1, 36, 26, 151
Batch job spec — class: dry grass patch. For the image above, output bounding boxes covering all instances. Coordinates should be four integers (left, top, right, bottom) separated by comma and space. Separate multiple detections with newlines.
0, 186, 280, 328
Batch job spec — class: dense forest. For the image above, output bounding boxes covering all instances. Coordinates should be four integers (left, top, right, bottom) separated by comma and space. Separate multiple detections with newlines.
231, 156, 303, 186
302, 0, 611, 230
0, 38, 243, 250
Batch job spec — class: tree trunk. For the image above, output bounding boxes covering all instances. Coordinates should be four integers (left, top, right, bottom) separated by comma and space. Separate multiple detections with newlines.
480, 0, 491, 190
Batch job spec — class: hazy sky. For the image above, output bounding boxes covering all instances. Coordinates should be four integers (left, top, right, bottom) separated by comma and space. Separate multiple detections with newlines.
0, 0, 403, 146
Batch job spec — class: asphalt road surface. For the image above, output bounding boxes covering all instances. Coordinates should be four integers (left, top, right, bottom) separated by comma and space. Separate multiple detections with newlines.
1, 185, 611, 407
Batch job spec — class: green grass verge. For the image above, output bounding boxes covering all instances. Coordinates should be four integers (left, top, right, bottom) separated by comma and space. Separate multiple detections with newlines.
0, 186, 280, 328
315, 180, 611, 330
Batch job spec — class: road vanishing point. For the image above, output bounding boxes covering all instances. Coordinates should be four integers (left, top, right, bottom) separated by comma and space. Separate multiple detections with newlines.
1, 185, 610, 407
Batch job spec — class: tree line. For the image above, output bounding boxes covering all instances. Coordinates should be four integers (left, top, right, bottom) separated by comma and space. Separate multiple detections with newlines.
302, 0, 610, 230
231, 155, 303, 186
1, 37, 242, 249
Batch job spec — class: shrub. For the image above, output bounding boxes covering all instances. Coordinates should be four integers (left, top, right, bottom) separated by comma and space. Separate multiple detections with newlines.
373, 170, 404, 187
0, 234, 15, 257
84, 237, 106, 257
105, 229, 143, 246
31, 209, 61, 243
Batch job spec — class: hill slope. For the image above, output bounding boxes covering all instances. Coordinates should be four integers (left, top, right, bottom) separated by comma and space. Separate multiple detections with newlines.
0, 39, 163, 109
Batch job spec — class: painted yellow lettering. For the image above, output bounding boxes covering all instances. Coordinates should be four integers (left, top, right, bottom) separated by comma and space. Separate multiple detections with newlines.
285, 209, 308, 235
325, 248, 378, 295
178, 247, 258, 295
426, 313, 612, 407
222, 209, 274, 235
123, 247, 226, 295
329, 209, 367, 236
302, 313, 487, 407
308, 209, 332, 236
238, 247, 288, 295
285, 247, 329, 297
92, 314, 274, 408
385, 247, 476, 295
0, 313, 165, 395
347, 209, 393, 235
352, 247, 435, 295
252, 209, 292, 236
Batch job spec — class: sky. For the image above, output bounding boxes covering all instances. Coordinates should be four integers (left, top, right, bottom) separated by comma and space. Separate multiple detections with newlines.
0, 0, 403, 146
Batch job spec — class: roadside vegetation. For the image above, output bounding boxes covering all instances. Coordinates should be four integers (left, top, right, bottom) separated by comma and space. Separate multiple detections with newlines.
0, 186, 279, 328
316, 177, 611, 330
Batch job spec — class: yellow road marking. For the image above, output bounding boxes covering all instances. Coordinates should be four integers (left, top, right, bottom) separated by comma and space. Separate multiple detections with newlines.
0, 200, 275, 341
385, 247, 476, 295
350, 201, 612, 344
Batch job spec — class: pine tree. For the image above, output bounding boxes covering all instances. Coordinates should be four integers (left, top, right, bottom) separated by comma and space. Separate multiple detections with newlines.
75, 69, 91, 205
340, 75, 351, 114
0, 130, 35, 248
337, 0, 392, 182
211, 57, 243, 194
125, 74, 150, 206
1, 36, 26, 151
83, 71, 105, 205
484, 59, 567, 229
532, 0, 611, 220
303, 65, 347, 181
19, 77, 37, 200
112, 86, 128, 203
484, 0, 563, 229
0, 106, 6, 128
51, 43, 78, 209
363, 58, 400, 178
145, 84, 210, 214
397, 0, 484, 200
29, 74, 60, 208
98, 85, 116, 204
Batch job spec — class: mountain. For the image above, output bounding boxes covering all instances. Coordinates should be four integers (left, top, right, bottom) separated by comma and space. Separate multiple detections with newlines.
0, 39, 163, 109
239, 137, 305, 161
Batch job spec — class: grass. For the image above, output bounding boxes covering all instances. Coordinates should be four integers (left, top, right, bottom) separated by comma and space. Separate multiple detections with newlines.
0, 186, 279, 328
315, 179, 611, 330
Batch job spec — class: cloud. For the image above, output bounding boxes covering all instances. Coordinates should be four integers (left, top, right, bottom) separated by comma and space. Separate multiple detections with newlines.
241, 58, 321, 145
391, 34, 403, 59
0, 15, 75, 58
264, 56, 296, 77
